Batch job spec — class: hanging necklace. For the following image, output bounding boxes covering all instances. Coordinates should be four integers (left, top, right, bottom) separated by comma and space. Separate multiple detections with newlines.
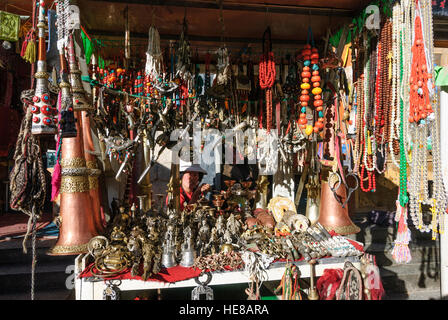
407, 0, 447, 239
299, 45, 323, 134
389, 4, 401, 168
353, 79, 363, 175
259, 27, 275, 133
409, 15, 433, 123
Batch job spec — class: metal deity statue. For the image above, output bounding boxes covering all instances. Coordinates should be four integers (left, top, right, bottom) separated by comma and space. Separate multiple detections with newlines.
31, 1, 58, 135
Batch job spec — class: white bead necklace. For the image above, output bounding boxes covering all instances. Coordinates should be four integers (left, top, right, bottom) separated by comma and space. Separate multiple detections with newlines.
407, 0, 447, 238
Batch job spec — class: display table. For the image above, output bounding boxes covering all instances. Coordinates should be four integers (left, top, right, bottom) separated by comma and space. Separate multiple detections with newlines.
74, 253, 361, 300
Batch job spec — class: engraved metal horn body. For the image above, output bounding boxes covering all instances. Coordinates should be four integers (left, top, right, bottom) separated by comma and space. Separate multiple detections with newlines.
48, 111, 98, 255
317, 180, 360, 236
81, 110, 105, 234
59, 47, 78, 138
31, 2, 58, 135
67, 33, 93, 112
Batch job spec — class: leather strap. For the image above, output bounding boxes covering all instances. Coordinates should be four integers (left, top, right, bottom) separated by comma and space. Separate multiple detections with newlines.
336, 261, 363, 300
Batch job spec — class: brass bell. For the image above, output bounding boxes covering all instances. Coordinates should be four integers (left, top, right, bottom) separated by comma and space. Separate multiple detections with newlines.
180, 229, 196, 268
180, 247, 196, 268
161, 249, 176, 268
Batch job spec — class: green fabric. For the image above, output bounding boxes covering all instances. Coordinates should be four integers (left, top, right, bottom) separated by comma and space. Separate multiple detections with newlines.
81, 28, 93, 65
435, 65, 448, 87
0, 11, 20, 42
98, 55, 105, 69
81, 28, 105, 69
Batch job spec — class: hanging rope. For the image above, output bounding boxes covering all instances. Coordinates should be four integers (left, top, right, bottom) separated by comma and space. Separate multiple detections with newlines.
9, 90, 47, 254
30, 211, 37, 300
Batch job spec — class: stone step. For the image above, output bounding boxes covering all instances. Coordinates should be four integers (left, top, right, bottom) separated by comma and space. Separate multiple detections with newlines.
364, 247, 439, 268
380, 266, 440, 295
0, 271, 71, 294
383, 289, 441, 300
0, 237, 78, 294
0, 238, 78, 266
0, 247, 76, 266
353, 223, 438, 246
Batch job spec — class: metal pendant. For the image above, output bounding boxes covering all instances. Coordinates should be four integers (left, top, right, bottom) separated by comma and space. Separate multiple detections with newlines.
191, 273, 214, 300
191, 285, 214, 300
103, 280, 121, 300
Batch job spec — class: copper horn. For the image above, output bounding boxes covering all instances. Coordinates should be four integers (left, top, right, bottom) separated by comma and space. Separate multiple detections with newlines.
31, 1, 58, 135
67, 33, 93, 112
81, 52, 104, 233
81, 110, 105, 234
48, 111, 98, 255
318, 177, 360, 236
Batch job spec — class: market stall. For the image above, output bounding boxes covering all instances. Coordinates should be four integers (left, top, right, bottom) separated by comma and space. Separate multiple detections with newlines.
3, 0, 446, 300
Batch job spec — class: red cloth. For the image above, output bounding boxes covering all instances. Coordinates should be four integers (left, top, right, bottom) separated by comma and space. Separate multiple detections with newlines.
79, 263, 202, 283
165, 187, 193, 211
316, 268, 344, 300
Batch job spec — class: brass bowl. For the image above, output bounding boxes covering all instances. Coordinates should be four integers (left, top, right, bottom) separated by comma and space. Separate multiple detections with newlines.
224, 180, 236, 189
241, 181, 252, 189
213, 194, 224, 201
212, 199, 225, 207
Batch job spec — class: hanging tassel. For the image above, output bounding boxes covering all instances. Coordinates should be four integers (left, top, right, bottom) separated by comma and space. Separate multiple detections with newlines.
25, 37, 37, 64
391, 200, 412, 264
21, 29, 37, 64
